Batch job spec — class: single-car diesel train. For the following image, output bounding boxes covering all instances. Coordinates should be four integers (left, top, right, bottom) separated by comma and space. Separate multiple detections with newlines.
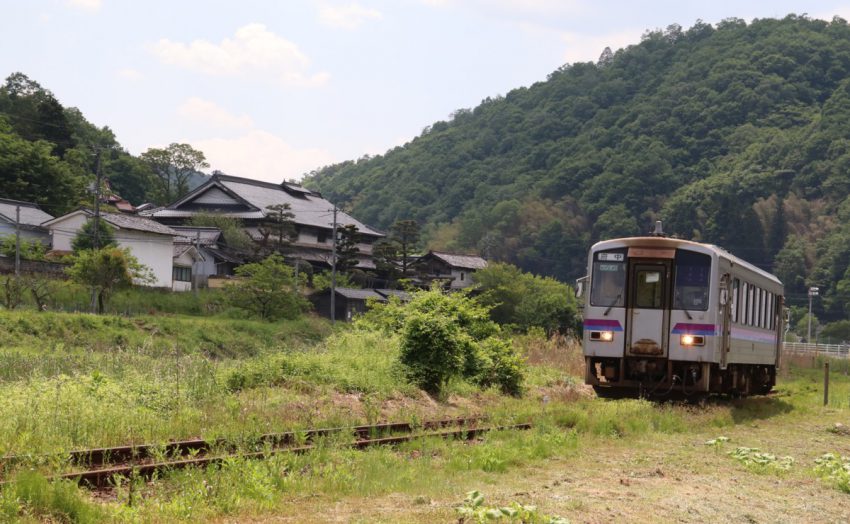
577, 223, 784, 397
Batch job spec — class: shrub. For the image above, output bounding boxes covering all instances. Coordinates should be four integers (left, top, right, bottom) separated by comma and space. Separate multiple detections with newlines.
363, 287, 525, 396
472, 262, 579, 334
225, 254, 310, 320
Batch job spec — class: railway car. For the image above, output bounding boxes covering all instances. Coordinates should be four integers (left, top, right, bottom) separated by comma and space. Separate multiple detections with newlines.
577, 222, 784, 397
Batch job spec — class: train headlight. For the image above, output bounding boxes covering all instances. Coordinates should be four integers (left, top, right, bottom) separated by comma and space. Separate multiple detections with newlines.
590, 331, 614, 342
680, 334, 705, 346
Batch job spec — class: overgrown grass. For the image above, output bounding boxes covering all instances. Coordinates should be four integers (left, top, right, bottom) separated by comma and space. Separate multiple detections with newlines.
1, 311, 849, 522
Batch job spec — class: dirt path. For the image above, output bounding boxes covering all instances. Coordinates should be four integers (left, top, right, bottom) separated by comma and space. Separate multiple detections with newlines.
249, 404, 850, 523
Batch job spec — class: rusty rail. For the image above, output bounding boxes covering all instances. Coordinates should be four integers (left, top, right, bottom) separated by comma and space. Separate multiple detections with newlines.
58, 424, 531, 489
1, 417, 533, 489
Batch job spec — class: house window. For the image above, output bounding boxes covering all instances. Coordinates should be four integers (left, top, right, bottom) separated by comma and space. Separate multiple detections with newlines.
317, 230, 328, 244
460, 272, 465, 281
173, 266, 192, 282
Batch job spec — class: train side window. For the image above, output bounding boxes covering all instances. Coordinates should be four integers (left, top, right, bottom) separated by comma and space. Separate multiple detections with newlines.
673, 250, 711, 311
754, 288, 761, 328
761, 291, 770, 329
769, 292, 774, 329
747, 284, 754, 326
742, 283, 749, 325
731, 278, 740, 323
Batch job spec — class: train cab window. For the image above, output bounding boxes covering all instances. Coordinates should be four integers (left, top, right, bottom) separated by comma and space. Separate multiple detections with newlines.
590, 249, 627, 308
635, 269, 664, 308
673, 250, 710, 311
731, 278, 740, 322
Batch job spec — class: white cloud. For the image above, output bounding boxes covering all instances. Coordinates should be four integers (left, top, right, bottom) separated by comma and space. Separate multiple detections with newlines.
560, 28, 643, 64
319, 3, 383, 29
519, 21, 642, 64
421, 0, 583, 16
66, 0, 102, 11
811, 9, 850, 22
116, 67, 143, 81
151, 24, 330, 87
178, 97, 254, 130
191, 131, 335, 182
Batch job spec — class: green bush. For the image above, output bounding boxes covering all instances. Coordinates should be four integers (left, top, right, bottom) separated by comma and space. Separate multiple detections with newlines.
225, 254, 310, 320
363, 287, 525, 396
472, 263, 579, 334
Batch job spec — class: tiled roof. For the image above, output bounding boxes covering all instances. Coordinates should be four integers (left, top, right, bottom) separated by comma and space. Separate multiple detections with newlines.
375, 289, 411, 300
98, 211, 180, 236
172, 226, 222, 245
334, 288, 387, 300
217, 176, 383, 236
148, 174, 383, 237
0, 198, 54, 227
428, 251, 488, 270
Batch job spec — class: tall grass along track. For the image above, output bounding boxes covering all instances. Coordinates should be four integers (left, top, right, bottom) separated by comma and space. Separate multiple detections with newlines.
1, 417, 532, 489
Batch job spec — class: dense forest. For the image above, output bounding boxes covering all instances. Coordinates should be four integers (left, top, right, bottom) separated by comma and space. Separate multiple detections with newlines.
305, 15, 850, 325
0, 73, 206, 214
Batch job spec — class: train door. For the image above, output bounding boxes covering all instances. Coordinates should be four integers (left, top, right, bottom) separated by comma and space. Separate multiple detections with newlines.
719, 274, 732, 370
627, 261, 671, 357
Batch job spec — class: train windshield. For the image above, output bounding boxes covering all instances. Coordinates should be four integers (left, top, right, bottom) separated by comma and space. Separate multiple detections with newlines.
590, 249, 627, 308
673, 250, 711, 311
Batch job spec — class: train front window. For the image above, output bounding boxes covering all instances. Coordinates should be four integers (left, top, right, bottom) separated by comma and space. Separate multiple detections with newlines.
590, 249, 626, 308
673, 250, 711, 312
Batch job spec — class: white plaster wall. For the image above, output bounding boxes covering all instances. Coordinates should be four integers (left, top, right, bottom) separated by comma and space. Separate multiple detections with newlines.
0, 223, 50, 245
48, 213, 88, 252
172, 280, 192, 292
451, 268, 473, 289
121, 230, 173, 288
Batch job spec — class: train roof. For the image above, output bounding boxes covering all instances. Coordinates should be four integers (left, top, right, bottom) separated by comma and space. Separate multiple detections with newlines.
590, 236, 782, 286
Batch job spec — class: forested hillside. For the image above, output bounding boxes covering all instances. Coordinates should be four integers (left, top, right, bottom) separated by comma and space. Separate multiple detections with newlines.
305, 15, 850, 323
0, 73, 207, 213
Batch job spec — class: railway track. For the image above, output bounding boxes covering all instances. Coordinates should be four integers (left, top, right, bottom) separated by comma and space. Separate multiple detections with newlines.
1, 417, 531, 489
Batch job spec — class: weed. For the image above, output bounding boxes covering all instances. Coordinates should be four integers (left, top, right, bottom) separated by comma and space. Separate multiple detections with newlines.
455, 490, 569, 523
813, 453, 850, 493
728, 447, 794, 474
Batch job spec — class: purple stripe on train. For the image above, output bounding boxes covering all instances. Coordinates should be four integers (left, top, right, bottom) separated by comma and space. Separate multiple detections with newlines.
583, 319, 623, 332
671, 323, 717, 336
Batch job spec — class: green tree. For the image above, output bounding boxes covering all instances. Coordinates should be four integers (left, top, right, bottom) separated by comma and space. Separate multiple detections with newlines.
257, 204, 296, 255
0, 236, 47, 261
361, 287, 524, 396
473, 262, 579, 333
226, 254, 309, 320
140, 143, 209, 203
0, 118, 83, 213
66, 247, 151, 313
188, 213, 252, 252
335, 224, 361, 272
389, 219, 421, 275
71, 218, 116, 253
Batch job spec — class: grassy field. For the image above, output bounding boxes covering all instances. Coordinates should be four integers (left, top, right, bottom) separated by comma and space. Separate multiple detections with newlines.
0, 310, 848, 522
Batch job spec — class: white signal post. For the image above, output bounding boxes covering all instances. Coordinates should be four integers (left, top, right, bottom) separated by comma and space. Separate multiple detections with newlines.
808, 286, 819, 344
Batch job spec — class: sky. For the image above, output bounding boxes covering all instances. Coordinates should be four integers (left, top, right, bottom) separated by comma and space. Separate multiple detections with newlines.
2, 1, 850, 183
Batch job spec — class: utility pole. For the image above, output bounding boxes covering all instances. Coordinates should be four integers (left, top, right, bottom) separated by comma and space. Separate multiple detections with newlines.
193, 230, 200, 296
14, 205, 20, 277
91, 149, 103, 314
92, 149, 103, 249
808, 286, 819, 345
330, 205, 338, 324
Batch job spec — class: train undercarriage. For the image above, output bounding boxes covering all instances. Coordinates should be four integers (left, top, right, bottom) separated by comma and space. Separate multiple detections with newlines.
585, 357, 776, 399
